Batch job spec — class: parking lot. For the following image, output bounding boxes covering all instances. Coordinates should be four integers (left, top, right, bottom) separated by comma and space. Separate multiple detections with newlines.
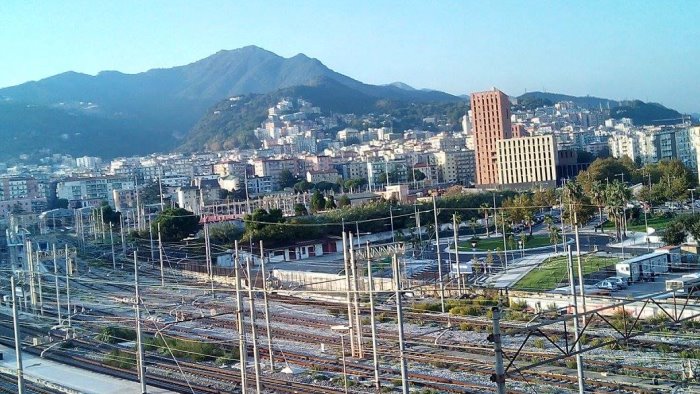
615, 271, 690, 299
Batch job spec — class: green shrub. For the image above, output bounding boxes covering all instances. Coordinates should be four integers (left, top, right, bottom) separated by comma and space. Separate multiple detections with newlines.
413, 302, 442, 312
533, 338, 545, 349
449, 305, 482, 316
98, 326, 137, 344
103, 349, 136, 370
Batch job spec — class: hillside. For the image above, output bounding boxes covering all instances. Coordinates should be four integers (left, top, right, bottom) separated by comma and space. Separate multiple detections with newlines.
517, 92, 619, 110
610, 100, 683, 125
182, 77, 468, 153
0, 46, 459, 159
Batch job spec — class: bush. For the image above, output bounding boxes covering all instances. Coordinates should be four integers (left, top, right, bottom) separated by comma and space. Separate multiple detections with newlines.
413, 302, 442, 312
146, 335, 233, 362
510, 300, 528, 311
98, 326, 137, 344
104, 349, 135, 370
533, 338, 545, 349
449, 305, 482, 316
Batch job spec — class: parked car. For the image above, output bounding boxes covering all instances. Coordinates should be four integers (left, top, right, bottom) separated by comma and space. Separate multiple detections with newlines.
596, 280, 619, 291
606, 276, 628, 289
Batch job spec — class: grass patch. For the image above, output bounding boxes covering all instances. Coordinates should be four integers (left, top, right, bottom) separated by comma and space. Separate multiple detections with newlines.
512, 255, 619, 291
459, 235, 551, 251
603, 215, 674, 232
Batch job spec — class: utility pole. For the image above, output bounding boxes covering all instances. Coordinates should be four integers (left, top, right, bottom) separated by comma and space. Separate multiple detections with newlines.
158, 224, 164, 287
120, 214, 126, 256
35, 249, 44, 316
414, 204, 423, 258
26, 242, 36, 314
567, 246, 586, 393
133, 251, 147, 394
148, 220, 155, 265
341, 232, 356, 357
110, 223, 116, 270
501, 210, 509, 269
432, 196, 445, 312
452, 214, 462, 292
490, 307, 506, 394
349, 233, 363, 358
259, 241, 275, 371
11, 277, 24, 394
204, 222, 214, 297
233, 242, 248, 393
65, 245, 72, 327
52, 245, 62, 325
572, 208, 587, 325
246, 257, 262, 393
366, 242, 381, 390
393, 254, 409, 394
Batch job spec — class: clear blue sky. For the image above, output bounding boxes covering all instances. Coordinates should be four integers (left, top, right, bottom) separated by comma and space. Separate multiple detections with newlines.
1, 1, 698, 112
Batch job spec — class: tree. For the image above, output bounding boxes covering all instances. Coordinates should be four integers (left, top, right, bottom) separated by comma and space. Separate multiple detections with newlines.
98, 202, 121, 226
524, 211, 534, 236
485, 251, 494, 273
208, 222, 244, 245
139, 182, 162, 205
310, 190, 326, 213
590, 180, 606, 225
294, 203, 308, 216
662, 221, 686, 245
338, 195, 351, 208
479, 203, 491, 237
638, 159, 696, 205
325, 195, 337, 210
532, 188, 557, 213
605, 180, 631, 241
152, 208, 200, 242
549, 225, 561, 253
53, 198, 69, 209
278, 170, 298, 189
409, 169, 426, 183
294, 180, 313, 193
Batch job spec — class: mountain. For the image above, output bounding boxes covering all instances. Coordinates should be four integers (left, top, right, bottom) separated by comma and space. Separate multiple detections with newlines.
0, 46, 459, 159
516, 92, 685, 125
384, 82, 416, 91
181, 76, 468, 152
610, 100, 683, 125
516, 91, 619, 109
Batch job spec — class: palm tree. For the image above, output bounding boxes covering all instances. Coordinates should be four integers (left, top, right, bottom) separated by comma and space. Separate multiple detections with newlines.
524, 212, 534, 236
469, 217, 477, 236
479, 203, 491, 237
564, 180, 585, 227
549, 225, 561, 253
605, 180, 631, 241
591, 180, 606, 226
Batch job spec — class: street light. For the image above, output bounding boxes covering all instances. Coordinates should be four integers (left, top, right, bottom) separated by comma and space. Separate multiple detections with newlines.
330, 325, 350, 394
518, 239, 524, 258
470, 240, 477, 279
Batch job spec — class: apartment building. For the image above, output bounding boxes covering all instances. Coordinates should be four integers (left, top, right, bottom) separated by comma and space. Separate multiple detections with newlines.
496, 135, 558, 188
471, 88, 512, 186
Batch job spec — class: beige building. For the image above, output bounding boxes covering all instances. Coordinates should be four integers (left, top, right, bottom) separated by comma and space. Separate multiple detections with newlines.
433, 150, 476, 186
496, 135, 557, 188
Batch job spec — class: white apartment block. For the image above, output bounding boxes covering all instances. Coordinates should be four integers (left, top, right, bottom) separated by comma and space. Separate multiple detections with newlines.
56, 176, 135, 207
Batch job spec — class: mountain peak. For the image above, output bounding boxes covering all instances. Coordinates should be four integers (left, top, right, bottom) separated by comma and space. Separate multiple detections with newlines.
385, 82, 416, 91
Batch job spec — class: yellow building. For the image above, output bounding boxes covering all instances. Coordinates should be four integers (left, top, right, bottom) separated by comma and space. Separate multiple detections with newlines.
496, 135, 557, 188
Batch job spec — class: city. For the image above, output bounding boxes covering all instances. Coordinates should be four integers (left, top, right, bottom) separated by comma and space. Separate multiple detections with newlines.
1, 2, 700, 394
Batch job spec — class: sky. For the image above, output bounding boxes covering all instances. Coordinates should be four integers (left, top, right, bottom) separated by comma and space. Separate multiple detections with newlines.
1, 0, 699, 112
